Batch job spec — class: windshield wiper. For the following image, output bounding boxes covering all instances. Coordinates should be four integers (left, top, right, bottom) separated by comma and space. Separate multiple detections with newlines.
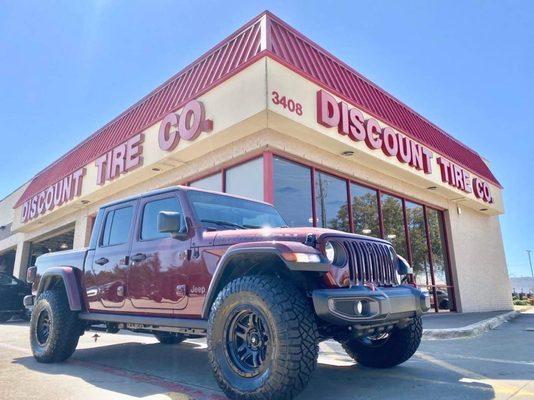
201, 219, 246, 229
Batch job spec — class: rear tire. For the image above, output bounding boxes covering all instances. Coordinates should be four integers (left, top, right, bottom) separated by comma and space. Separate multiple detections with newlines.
207, 275, 319, 400
153, 332, 186, 344
30, 289, 83, 363
340, 316, 422, 368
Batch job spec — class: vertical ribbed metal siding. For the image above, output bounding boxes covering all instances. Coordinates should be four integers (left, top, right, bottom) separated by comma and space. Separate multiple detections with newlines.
15, 17, 263, 207
267, 17, 499, 186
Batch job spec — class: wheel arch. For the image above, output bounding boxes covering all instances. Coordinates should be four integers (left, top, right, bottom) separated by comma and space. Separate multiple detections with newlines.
201, 242, 328, 319
36, 267, 83, 311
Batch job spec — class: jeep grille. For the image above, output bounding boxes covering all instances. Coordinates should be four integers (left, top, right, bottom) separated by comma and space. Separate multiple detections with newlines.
330, 238, 399, 286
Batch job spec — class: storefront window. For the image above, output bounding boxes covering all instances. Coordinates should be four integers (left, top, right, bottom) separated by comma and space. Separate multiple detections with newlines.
380, 194, 408, 260
273, 157, 313, 226
190, 173, 222, 192
315, 172, 349, 231
350, 183, 380, 237
427, 208, 453, 311
405, 201, 431, 287
225, 158, 263, 201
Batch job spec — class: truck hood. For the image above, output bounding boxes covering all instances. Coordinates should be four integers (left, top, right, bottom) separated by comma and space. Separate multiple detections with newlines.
211, 227, 389, 247
35, 248, 89, 270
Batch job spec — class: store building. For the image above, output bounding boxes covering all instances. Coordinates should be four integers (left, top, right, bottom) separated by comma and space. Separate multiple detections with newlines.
0, 12, 511, 312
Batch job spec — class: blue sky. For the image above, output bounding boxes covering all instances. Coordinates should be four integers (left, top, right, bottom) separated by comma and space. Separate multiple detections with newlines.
0, 1, 532, 276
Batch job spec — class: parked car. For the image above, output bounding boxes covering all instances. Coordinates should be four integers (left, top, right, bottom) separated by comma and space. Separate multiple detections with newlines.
25, 186, 430, 400
426, 288, 451, 311
435, 289, 450, 310
0, 272, 31, 322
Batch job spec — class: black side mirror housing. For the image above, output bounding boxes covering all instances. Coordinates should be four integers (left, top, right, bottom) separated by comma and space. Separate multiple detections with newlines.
158, 211, 187, 239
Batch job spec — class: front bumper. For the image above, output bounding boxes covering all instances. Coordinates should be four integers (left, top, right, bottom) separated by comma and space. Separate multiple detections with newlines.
312, 285, 430, 326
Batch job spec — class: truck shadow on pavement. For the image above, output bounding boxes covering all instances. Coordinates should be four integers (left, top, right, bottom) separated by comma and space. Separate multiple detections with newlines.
11, 337, 501, 400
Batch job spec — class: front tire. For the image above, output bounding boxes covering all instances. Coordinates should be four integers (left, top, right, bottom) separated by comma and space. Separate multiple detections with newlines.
153, 331, 186, 344
340, 316, 422, 368
30, 289, 83, 363
207, 276, 319, 400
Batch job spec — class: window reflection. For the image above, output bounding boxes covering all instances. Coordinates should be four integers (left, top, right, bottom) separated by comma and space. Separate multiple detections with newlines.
190, 173, 222, 192
315, 172, 349, 231
405, 201, 431, 286
427, 208, 449, 285
273, 157, 313, 227
350, 183, 380, 237
225, 158, 263, 201
427, 208, 453, 311
141, 197, 183, 240
380, 194, 408, 260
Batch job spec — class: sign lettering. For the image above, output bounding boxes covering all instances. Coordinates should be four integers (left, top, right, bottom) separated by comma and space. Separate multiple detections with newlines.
316, 89, 493, 203
95, 133, 144, 186
317, 90, 433, 174
21, 168, 86, 223
158, 100, 213, 151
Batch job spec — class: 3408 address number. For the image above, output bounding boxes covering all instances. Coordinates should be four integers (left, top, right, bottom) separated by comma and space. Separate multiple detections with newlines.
271, 91, 303, 116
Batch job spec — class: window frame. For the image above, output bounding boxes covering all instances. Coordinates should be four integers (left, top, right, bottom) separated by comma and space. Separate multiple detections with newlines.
98, 203, 136, 248
272, 155, 314, 227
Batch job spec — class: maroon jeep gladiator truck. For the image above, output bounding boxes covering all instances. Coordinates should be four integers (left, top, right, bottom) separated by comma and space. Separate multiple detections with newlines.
25, 186, 430, 400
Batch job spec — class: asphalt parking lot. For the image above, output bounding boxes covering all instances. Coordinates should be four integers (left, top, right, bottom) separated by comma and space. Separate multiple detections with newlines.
0, 312, 533, 400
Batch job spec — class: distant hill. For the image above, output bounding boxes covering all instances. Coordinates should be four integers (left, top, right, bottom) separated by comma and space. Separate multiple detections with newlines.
510, 277, 534, 293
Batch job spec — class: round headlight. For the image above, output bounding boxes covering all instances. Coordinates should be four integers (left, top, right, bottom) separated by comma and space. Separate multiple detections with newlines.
325, 241, 335, 263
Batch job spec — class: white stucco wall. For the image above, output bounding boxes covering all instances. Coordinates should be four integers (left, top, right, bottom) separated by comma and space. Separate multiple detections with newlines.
447, 206, 512, 311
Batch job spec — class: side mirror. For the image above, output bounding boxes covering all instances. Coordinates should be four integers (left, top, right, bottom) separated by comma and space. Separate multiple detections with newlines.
396, 255, 413, 275
158, 211, 186, 239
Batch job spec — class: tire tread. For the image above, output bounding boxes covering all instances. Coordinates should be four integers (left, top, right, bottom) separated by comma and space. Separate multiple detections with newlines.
207, 275, 319, 400
341, 316, 422, 368
30, 289, 82, 363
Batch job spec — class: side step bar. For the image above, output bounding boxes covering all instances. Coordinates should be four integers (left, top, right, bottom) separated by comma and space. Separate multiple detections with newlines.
78, 312, 208, 331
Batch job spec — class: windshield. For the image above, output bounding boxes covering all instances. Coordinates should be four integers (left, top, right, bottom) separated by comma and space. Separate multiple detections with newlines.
187, 190, 287, 230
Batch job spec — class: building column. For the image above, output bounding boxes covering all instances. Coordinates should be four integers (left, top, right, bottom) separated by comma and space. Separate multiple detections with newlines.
73, 214, 94, 249
13, 240, 31, 280
446, 205, 512, 312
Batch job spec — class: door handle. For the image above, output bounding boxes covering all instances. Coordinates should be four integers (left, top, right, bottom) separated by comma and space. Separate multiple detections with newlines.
95, 257, 109, 266
131, 253, 147, 262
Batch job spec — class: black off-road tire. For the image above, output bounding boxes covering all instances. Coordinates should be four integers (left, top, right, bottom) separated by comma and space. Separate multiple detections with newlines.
207, 275, 319, 400
30, 289, 83, 363
153, 331, 186, 344
340, 316, 422, 368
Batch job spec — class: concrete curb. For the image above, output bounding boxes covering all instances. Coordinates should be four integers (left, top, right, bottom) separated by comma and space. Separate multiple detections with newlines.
422, 310, 520, 340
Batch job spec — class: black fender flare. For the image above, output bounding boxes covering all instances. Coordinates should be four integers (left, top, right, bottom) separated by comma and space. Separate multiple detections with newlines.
200, 241, 329, 319
36, 267, 83, 311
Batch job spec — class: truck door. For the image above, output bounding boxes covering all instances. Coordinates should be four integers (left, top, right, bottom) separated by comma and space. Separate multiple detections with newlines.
126, 192, 191, 315
89, 200, 137, 311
